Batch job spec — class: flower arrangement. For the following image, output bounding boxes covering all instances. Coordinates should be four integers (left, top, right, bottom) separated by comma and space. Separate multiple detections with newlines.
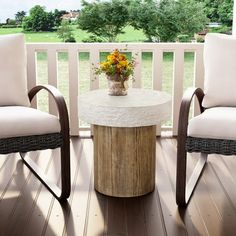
95, 49, 136, 82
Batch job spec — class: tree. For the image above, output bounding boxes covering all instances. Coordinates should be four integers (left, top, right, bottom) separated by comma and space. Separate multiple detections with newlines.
129, 0, 207, 42
199, 0, 221, 22
128, 0, 159, 41
218, 0, 233, 26
197, 0, 233, 26
57, 20, 76, 42
54, 9, 68, 27
157, 0, 179, 42
15, 11, 26, 25
22, 5, 55, 31
78, 0, 128, 42
175, 0, 207, 37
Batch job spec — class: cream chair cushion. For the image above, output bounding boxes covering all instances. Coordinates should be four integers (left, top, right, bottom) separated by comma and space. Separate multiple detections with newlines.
0, 34, 30, 106
202, 33, 236, 108
188, 107, 236, 140
0, 106, 60, 139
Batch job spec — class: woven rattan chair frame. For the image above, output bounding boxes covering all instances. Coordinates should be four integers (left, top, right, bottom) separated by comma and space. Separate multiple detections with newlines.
176, 87, 207, 207
3, 85, 71, 201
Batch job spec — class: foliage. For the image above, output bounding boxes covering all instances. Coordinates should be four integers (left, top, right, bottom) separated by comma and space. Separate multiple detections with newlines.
82, 35, 103, 42
198, 0, 221, 22
57, 20, 76, 42
6, 19, 17, 25
196, 36, 205, 43
15, 11, 26, 25
177, 34, 191, 42
198, 0, 233, 26
54, 9, 68, 27
218, 0, 233, 26
128, 0, 159, 42
209, 25, 232, 34
78, 0, 128, 42
127, 0, 207, 42
157, 0, 179, 42
95, 49, 136, 81
22, 5, 55, 31
175, 0, 207, 37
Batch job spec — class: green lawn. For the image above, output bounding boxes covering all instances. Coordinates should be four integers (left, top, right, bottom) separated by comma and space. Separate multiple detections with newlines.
0, 25, 148, 42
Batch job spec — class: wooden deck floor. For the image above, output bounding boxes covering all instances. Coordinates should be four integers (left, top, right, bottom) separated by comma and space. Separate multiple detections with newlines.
1, 137, 236, 235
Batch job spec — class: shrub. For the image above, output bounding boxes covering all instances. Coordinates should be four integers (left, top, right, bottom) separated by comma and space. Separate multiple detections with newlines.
177, 34, 191, 42
82, 35, 103, 43
196, 37, 205, 43
57, 20, 76, 42
65, 37, 76, 42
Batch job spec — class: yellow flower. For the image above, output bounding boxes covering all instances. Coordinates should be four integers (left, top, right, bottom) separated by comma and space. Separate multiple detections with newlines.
119, 60, 128, 67
119, 54, 126, 61
95, 49, 135, 78
107, 54, 116, 62
100, 62, 110, 70
113, 49, 120, 57
117, 64, 122, 69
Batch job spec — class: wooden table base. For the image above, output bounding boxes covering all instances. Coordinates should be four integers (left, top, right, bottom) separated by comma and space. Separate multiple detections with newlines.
93, 125, 156, 197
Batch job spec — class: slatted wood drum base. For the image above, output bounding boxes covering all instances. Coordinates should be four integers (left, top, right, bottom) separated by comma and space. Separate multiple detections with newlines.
94, 125, 156, 197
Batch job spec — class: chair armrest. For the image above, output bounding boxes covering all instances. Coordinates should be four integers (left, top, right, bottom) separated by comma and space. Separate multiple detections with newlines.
178, 87, 204, 140
28, 85, 69, 138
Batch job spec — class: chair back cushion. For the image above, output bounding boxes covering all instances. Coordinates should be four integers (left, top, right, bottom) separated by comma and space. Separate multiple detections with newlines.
0, 34, 30, 106
202, 33, 236, 108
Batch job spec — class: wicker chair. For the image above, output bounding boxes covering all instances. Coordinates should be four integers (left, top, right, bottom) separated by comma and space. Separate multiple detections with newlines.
0, 34, 70, 201
176, 33, 236, 207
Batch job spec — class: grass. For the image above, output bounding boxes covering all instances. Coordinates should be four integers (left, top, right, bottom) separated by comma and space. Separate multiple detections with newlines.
0, 25, 148, 42
0, 26, 195, 127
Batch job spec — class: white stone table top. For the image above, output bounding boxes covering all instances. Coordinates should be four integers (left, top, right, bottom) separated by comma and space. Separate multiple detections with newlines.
78, 88, 172, 127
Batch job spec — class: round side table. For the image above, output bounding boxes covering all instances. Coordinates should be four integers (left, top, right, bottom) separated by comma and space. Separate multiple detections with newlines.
79, 89, 171, 197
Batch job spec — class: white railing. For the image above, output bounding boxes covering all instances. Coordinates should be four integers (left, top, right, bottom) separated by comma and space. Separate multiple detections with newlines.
26, 43, 204, 136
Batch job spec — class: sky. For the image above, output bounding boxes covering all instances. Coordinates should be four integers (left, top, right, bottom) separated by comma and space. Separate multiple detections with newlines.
0, 0, 88, 23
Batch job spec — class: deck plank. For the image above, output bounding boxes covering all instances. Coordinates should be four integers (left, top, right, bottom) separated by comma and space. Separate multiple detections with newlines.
105, 197, 128, 236
3, 151, 52, 236
22, 149, 61, 236
165, 139, 209, 236
63, 139, 93, 236
0, 137, 236, 235
156, 139, 187, 236
44, 139, 86, 236
167, 139, 223, 235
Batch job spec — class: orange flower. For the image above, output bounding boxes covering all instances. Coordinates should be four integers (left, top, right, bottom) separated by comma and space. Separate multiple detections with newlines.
95, 49, 135, 80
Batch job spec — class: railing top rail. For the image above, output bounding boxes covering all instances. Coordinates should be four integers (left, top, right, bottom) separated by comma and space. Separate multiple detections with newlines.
26, 42, 204, 51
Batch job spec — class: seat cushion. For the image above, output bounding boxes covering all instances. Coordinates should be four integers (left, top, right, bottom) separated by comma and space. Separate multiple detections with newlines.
0, 34, 30, 106
188, 107, 236, 140
202, 33, 236, 108
0, 106, 61, 139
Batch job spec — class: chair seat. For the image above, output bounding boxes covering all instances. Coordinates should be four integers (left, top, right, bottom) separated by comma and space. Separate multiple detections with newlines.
188, 107, 236, 140
0, 106, 61, 139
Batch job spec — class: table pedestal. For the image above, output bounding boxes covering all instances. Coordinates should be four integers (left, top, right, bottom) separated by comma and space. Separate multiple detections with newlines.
94, 125, 156, 197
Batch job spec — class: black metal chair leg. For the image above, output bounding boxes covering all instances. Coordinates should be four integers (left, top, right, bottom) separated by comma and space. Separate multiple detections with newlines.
176, 150, 207, 207
20, 142, 70, 201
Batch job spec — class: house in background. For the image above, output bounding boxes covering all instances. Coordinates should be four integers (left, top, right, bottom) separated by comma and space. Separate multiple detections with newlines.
61, 10, 80, 21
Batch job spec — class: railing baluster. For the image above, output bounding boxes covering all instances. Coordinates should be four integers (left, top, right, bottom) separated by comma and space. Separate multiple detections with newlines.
69, 47, 79, 135
173, 48, 185, 136
27, 46, 37, 108
90, 48, 100, 90
194, 46, 204, 117
47, 48, 58, 116
132, 49, 142, 88
153, 48, 163, 135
